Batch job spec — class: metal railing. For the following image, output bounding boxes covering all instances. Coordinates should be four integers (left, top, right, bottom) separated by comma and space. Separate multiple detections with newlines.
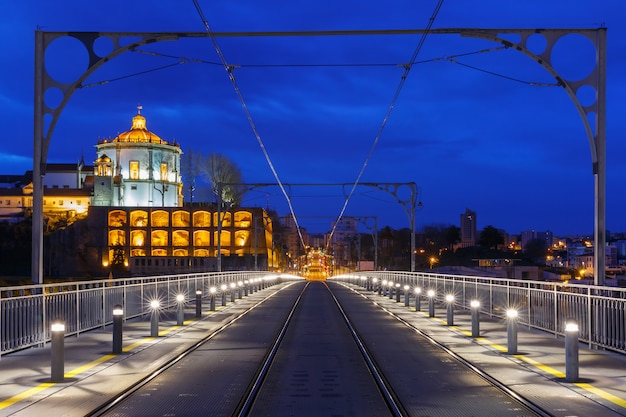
0, 271, 280, 356
333, 271, 626, 353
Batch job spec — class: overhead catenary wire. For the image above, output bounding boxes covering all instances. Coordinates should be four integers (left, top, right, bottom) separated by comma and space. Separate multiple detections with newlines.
325, 0, 446, 250
191, 0, 307, 249
80, 46, 558, 91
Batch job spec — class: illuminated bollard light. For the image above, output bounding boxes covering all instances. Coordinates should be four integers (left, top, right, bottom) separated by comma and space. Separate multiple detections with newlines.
470, 300, 480, 337
51, 322, 65, 382
404, 285, 410, 306
209, 287, 216, 311
445, 294, 455, 326
150, 300, 160, 337
381, 280, 388, 296
414, 287, 422, 312
195, 289, 202, 318
507, 309, 518, 354
238, 282, 243, 299
221, 284, 228, 306
244, 280, 249, 296
176, 294, 185, 326
230, 283, 236, 302
388, 282, 395, 299
395, 283, 401, 302
112, 304, 124, 354
375, 278, 381, 295
565, 320, 579, 382
428, 290, 436, 317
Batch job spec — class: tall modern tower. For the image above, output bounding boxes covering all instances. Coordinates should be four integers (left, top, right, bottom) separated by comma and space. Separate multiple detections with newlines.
460, 208, 477, 248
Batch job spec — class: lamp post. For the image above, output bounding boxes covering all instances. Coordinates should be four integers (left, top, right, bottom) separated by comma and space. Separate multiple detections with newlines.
404, 285, 410, 307
427, 290, 435, 317
445, 294, 454, 326
51, 322, 65, 382
565, 320, 579, 382
176, 294, 185, 326
209, 286, 216, 311
112, 304, 123, 354
150, 300, 160, 337
414, 287, 422, 312
470, 300, 480, 337
507, 309, 518, 354
195, 289, 202, 318
221, 284, 227, 306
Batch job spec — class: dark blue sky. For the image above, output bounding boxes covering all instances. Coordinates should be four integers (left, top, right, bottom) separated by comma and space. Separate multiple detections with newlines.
1, 1, 624, 236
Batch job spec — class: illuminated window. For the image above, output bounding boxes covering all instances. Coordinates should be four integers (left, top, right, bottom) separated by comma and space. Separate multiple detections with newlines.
234, 211, 252, 228
173, 230, 189, 246
130, 249, 146, 257
129, 161, 139, 180
235, 230, 249, 247
173, 249, 188, 256
130, 210, 148, 227
131, 230, 147, 246
173, 210, 190, 227
213, 212, 231, 227
160, 162, 168, 181
194, 249, 210, 257
151, 210, 169, 227
214, 230, 231, 246
151, 230, 168, 246
108, 230, 126, 246
193, 230, 210, 246
152, 248, 167, 256
108, 210, 127, 227
193, 211, 211, 227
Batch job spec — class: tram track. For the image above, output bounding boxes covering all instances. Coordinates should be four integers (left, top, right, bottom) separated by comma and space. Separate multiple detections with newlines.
90, 280, 556, 417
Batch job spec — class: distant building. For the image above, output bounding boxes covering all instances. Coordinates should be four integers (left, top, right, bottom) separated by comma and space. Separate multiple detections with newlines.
459, 208, 476, 248
0, 108, 275, 277
93, 107, 183, 207
520, 230, 553, 251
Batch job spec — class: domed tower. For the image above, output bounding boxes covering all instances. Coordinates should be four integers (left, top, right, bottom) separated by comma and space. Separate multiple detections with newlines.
93, 107, 183, 207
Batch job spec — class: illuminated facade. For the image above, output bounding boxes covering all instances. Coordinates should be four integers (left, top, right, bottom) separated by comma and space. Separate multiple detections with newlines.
91, 206, 275, 275
93, 107, 183, 207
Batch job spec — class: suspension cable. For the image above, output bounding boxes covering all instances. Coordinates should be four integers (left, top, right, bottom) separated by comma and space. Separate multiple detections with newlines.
191, 0, 307, 249
326, 0, 446, 249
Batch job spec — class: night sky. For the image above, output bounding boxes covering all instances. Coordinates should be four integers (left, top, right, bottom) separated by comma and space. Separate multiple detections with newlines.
1, 1, 624, 236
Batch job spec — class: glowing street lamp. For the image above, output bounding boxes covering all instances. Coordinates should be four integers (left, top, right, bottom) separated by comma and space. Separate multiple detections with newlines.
209, 286, 217, 311
427, 290, 436, 317
414, 287, 422, 312
176, 294, 185, 326
470, 300, 480, 337
506, 309, 518, 354
150, 300, 160, 337
445, 294, 455, 326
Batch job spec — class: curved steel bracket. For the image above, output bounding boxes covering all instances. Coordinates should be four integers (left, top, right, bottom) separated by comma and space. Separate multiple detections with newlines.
458, 28, 606, 285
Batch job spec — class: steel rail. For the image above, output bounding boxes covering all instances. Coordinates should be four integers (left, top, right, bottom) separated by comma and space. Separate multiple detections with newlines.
323, 281, 408, 417
234, 282, 310, 416
341, 282, 555, 417
85, 282, 297, 417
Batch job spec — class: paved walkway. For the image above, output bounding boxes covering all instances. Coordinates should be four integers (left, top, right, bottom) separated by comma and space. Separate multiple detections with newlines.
0, 281, 625, 416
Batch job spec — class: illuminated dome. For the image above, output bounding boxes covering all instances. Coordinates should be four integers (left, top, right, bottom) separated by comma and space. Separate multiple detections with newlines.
113, 106, 167, 144
95, 154, 111, 163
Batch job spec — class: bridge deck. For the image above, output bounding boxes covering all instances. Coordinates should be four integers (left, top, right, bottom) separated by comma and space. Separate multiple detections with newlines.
1, 281, 625, 416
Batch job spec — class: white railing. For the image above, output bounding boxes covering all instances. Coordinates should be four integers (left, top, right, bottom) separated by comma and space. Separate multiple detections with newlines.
332, 271, 626, 354
0, 271, 282, 356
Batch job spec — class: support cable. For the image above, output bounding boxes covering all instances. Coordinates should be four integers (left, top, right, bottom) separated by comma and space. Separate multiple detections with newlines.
191, 0, 307, 249
326, 0, 446, 248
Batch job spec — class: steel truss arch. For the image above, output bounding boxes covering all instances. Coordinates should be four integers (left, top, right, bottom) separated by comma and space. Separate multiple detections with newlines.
33, 28, 607, 285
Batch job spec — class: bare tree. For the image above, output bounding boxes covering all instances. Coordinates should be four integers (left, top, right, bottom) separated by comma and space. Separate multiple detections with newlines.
200, 153, 246, 206
181, 148, 202, 203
